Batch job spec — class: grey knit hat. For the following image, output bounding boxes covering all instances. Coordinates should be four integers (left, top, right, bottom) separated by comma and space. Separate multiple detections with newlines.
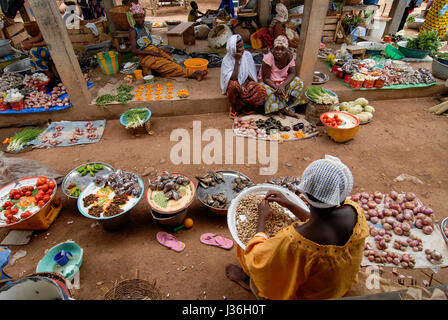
298, 155, 354, 208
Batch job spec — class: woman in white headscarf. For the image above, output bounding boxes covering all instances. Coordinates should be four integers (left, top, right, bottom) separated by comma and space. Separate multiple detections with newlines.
225, 155, 369, 300
221, 34, 266, 119
258, 35, 305, 118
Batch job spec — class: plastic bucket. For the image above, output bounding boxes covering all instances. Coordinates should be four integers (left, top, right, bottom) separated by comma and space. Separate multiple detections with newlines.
0, 100, 9, 111
344, 74, 352, 84
363, 79, 375, 88
96, 51, 119, 75
184, 58, 208, 71
9, 100, 24, 112
350, 80, 363, 89
374, 78, 385, 88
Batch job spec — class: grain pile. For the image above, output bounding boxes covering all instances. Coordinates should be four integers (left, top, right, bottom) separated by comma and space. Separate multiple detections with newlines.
236, 194, 297, 246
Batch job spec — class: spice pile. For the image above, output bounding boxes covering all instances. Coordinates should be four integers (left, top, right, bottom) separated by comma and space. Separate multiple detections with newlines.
236, 194, 296, 246
352, 191, 445, 268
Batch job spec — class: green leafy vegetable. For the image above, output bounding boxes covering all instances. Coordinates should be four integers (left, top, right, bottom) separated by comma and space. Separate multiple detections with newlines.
406, 30, 441, 54
123, 108, 148, 128
7, 128, 45, 153
117, 84, 133, 93
116, 92, 134, 104
96, 94, 116, 105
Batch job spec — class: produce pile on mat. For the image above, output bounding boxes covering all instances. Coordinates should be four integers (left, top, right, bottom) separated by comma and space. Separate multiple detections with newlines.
0, 177, 56, 226
233, 115, 318, 140
350, 191, 448, 269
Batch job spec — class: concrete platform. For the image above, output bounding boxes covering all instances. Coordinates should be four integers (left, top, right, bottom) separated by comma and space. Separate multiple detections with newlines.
1, 58, 446, 128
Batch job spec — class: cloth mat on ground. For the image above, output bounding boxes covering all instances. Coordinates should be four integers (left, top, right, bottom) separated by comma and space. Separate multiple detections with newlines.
233, 114, 318, 141
28, 120, 106, 149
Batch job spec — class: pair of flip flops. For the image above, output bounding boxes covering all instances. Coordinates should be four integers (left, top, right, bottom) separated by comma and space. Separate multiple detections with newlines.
156, 232, 234, 253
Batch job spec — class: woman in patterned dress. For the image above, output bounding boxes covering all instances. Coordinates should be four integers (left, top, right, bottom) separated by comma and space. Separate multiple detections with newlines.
420, 0, 448, 37
258, 35, 305, 119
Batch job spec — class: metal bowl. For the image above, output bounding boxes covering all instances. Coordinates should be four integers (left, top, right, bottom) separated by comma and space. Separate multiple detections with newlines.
196, 170, 253, 215
4, 58, 31, 74
441, 217, 448, 245
312, 71, 330, 85
62, 162, 115, 199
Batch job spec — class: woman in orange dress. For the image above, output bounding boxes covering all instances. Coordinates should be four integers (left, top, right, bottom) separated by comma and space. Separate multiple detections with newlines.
226, 155, 369, 300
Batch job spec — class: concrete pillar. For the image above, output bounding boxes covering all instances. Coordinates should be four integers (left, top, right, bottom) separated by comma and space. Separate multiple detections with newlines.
384, 0, 408, 35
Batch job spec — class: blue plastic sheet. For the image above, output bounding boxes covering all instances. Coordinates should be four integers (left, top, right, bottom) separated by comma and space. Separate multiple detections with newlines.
0, 81, 94, 115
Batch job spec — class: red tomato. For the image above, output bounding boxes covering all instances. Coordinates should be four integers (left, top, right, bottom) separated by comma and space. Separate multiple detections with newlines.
14, 194, 20, 200
42, 184, 49, 192
25, 191, 32, 196
43, 195, 51, 203
10, 217, 18, 223
6, 219, 11, 224
37, 177, 47, 186
10, 207, 18, 215
46, 189, 53, 195
35, 195, 42, 202
322, 114, 329, 120
38, 200, 45, 208
48, 181, 55, 189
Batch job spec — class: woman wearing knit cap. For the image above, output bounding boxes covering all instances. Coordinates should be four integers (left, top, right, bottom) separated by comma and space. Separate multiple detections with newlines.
226, 155, 369, 300
128, 3, 207, 80
258, 35, 305, 119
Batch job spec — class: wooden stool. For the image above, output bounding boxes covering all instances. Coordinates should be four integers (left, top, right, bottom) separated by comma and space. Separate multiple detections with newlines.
167, 22, 195, 50
347, 45, 366, 60
111, 30, 131, 53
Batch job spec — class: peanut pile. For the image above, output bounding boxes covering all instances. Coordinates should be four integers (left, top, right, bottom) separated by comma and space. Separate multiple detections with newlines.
236, 194, 296, 246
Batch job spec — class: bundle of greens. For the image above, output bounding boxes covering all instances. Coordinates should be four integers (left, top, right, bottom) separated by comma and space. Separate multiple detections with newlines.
116, 91, 133, 104
96, 94, 115, 105
117, 84, 133, 94
123, 108, 149, 128
7, 128, 45, 152
407, 30, 441, 54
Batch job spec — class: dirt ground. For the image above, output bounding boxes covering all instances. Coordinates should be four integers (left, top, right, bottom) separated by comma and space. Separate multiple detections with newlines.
1, 94, 448, 300
1, 1, 448, 301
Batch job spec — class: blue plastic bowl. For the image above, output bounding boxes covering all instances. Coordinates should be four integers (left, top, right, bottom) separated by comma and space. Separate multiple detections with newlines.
120, 108, 151, 127
36, 241, 83, 279
77, 173, 145, 231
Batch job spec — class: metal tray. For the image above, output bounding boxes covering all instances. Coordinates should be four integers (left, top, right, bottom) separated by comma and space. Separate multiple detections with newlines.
441, 217, 448, 245
196, 170, 253, 213
312, 71, 330, 85
62, 162, 115, 199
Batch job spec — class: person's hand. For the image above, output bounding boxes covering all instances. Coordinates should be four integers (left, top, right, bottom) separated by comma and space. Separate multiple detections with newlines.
265, 191, 291, 208
258, 199, 271, 221
21, 40, 33, 51
234, 51, 243, 62
275, 85, 287, 100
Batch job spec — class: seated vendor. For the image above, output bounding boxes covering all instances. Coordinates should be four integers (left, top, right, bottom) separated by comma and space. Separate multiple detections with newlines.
188, 1, 205, 22
21, 31, 51, 77
128, 3, 207, 81
213, 5, 232, 26
258, 35, 305, 119
226, 155, 369, 300
221, 35, 266, 119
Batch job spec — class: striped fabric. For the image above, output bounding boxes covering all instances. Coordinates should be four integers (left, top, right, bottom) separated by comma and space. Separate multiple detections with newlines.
139, 46, 194, 78
298, 155, 353, 208
420, 0, 448, 37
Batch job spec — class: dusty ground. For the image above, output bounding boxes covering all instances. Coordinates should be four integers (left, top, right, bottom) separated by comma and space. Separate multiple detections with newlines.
1, 1, 447, 301
1, 95, 448, 300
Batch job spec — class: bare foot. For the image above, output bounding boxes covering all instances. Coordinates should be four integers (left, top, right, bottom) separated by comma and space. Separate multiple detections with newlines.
193, 70, 208, 81
276, 112, 286, 119
225, 264, 251, 291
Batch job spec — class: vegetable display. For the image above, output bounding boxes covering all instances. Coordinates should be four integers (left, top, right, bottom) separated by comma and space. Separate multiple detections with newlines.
306, 86, 339, 105
0, 177, 55, 225
406, 30, 441, 54
77, 163, 104, 177
6, 127, 45, 152
334, 98, 375, 124
122, 108, 149, 128
352, 191, 444, 268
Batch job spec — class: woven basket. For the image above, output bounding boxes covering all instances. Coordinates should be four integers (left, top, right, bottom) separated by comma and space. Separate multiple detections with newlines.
109, 5, 131, 31
128, 119, 152, 135
105, 278, 163, 300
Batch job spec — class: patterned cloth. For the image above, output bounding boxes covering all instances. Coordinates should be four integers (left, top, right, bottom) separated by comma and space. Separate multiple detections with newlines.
273, 35, 288, 49
261, 76, 305, 114
139, 45, 194, 78
30, 46, 51, 72
420, 0, 448, 37
298, 155, 354, 208
226, 80, 266, 113
131, 2, 145, 15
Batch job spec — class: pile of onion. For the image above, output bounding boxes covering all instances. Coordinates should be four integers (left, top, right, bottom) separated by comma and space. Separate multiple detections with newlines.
369, 226, 392, 250
364, 244, 416, 268
352, 191, 383, 222
425, 249, 443, 265
414, 207, 435, 235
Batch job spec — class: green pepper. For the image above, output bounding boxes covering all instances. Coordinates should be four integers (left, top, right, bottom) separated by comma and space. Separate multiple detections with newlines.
90, 171, 94, 177
77, 165, 85, 173
94, 163, 103, 170
81, 168, 88, 176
